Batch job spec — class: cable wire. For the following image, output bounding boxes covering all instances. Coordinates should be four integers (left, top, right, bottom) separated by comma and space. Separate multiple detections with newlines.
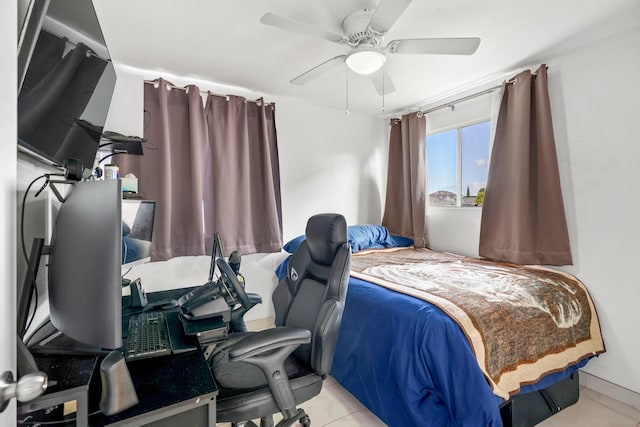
18, 409, 102, 425
19, 173, 65, 337
21, 175, 48, 264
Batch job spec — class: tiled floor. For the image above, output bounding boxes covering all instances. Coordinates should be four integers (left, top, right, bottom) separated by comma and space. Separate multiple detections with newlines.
220, 319, 640, 427
220, 376, 640, 426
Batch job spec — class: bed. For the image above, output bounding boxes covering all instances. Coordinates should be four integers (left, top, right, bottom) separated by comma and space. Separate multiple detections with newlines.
276, 227, 605, 427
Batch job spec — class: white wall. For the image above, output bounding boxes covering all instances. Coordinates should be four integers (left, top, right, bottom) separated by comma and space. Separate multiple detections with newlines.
425, 26, 640, 394
547, 25, 640, 394
427, 207, 482, 257
276, 99, 388, 240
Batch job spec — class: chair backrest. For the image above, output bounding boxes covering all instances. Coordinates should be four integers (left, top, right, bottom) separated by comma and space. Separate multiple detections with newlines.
272, 213, 351, 376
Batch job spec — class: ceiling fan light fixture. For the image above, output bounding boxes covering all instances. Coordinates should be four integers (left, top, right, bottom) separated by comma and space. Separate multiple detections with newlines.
345, 47, 386, 75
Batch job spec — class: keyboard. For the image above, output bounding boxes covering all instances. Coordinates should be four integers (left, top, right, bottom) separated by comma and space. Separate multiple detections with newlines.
124, 311, 173, 361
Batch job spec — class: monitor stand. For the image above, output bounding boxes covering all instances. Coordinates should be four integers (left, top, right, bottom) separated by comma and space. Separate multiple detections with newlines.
18, 238, 46, 339
27, 321, 109, 356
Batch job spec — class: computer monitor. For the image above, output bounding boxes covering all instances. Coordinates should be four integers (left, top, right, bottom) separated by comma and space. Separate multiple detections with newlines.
45, 179, 122, 351
121, 200, 156, 266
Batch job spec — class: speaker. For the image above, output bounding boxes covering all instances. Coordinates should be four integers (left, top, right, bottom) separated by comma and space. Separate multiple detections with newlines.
129, 278, 148, 308
99, 351, 139, 416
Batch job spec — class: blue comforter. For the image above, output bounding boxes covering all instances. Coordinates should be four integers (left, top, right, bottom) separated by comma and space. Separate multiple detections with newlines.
331, 277, 502, 426
276, 259, 586, 427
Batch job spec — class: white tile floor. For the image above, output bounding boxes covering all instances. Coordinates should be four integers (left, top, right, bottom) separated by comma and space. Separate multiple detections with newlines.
220, 376, 640, 426
223, 319, 640, 427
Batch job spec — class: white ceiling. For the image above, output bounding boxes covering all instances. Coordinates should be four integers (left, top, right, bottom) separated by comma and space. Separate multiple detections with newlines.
86, 0, 639, 117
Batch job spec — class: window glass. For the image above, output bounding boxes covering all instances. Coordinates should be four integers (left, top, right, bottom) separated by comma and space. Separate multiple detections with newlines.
461, 121, 491, 206
427, 120, 491, 207
427, 129, 458, 206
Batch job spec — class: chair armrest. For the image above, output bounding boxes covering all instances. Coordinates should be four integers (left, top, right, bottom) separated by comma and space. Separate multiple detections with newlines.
225, 326, 311, 419
228, 326, 310, 362
247, 292, 263, 305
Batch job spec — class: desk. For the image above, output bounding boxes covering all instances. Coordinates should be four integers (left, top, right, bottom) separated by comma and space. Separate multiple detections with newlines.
19, 288, 220, 427
17, 355, 98, 426
94, 351, 217, 426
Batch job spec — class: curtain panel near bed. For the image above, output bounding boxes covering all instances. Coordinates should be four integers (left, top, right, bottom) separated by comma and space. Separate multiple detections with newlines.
479, 65, 572, 265
203, 95, 283, 255
116, 78, 208, 261
382, 112, 428, 248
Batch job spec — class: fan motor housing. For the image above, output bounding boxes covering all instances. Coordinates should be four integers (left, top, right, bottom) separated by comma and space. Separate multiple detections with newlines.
342, 9, 384, 47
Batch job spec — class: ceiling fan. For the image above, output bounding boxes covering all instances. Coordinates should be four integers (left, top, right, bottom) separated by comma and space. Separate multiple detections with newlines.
260, 0, 481, 95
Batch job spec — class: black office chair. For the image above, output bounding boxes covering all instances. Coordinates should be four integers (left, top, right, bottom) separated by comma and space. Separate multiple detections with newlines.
211, 213, 351, 427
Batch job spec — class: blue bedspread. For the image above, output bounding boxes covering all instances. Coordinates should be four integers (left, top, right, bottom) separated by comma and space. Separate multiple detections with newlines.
331, 277, 502, 426
276, 258, 587, 427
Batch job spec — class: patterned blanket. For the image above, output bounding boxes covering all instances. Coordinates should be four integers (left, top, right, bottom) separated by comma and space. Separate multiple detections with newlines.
350, 248, 605, 399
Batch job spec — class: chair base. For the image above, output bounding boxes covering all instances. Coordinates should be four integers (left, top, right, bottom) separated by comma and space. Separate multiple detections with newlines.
277, 408, 310, 427
232, 408, 310, 427
216, 370, 322, 423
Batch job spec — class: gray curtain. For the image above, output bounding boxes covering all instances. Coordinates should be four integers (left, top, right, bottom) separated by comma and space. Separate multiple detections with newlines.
382, 112, 428, 248
116, 79, 207, 261
203, 95, 282, 255
479, 65, 572, 265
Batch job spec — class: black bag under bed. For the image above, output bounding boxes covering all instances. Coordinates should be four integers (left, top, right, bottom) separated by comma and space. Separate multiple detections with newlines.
500, 371, 580, 427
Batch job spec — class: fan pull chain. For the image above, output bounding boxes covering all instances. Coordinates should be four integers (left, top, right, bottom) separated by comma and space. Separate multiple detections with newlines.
345, 67, 350, 115
382, 64, 385, 113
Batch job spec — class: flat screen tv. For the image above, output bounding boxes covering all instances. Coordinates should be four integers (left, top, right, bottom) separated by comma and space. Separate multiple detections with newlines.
122, 200, 156, 265
17, 0, 116, 174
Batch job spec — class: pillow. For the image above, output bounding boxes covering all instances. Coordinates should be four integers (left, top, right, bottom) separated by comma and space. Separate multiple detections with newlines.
282, 234, 306, 253
122, 222, 131, 236
122, 236, 139, 263
282, 224, 413, 254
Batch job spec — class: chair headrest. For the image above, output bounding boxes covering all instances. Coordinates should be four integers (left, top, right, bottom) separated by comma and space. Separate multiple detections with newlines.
305, 214, 348, 266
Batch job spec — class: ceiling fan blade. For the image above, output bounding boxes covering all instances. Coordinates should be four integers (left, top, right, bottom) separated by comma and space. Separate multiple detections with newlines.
368, 0, 413, 33
369, 69, 396, 95
290, 56, 346, 85
388, 38, 481, 55
260, 13, 345, 43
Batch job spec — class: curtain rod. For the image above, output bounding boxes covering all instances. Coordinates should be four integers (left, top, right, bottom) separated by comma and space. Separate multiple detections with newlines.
143, 80, 272, 106
46, 29, 110, 62
419, 67, 546, 116
420, 84, 503, 116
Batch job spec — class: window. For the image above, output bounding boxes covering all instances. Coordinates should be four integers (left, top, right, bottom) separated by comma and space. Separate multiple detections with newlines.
427, 120, 491, 207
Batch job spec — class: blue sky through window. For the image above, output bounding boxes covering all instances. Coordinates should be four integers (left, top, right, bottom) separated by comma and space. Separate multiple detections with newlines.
427, 121, 491, 205
427, 129, 457, 194
462, 121, 491, 195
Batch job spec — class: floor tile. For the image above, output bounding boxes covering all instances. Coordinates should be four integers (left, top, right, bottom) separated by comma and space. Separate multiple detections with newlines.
537, 387, 638, 427
580, 387, 640, 422
323, 409, 387, 427
218, 379, 640, 426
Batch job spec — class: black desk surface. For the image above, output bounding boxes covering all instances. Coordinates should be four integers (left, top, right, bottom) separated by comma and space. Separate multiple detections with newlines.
93, 350, 216, 425
21, 287, 219, 426
18, 355, 98, 419
33, 355, 98, 395
93, 287, 218, 426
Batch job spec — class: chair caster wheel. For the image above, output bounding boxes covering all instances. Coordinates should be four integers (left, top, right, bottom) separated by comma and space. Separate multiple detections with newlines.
300, 415, 310, 427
